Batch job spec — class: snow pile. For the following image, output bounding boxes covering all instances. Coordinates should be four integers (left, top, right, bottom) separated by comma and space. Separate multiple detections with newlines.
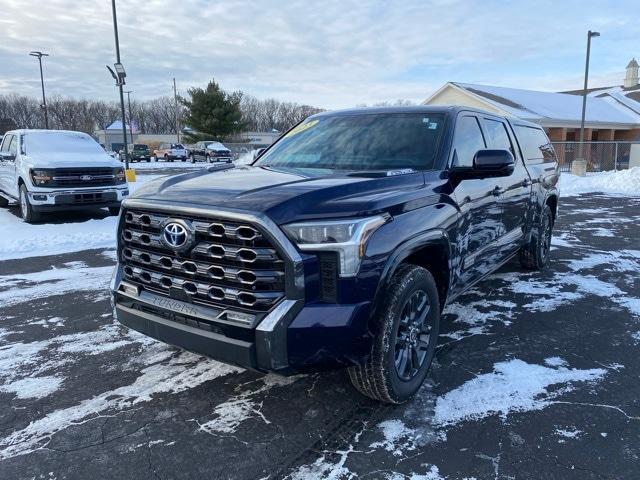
434, 359, 606, 426
559, 167, 640, 197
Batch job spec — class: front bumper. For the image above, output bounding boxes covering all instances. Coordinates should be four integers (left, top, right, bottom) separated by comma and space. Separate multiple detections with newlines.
109, 200, 372, 373
29, 186, 129, 211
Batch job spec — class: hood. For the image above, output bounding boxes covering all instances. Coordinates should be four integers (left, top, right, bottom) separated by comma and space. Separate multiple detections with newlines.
130, 165, 447, 224
25, 151, 122, 169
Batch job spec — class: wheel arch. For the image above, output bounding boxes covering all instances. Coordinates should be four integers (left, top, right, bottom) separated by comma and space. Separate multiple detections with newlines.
371, 229, 451, 322
545, 194, 558, 223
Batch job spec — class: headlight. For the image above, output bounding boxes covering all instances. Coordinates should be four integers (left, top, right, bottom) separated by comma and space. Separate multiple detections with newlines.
282, 215, 388, 277
30, 169, 53, 185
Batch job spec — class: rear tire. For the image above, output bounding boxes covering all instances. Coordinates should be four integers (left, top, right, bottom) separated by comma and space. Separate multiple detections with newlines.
519, 205, 553, 270
19, 184, 41, 223
348, 264, 440, 404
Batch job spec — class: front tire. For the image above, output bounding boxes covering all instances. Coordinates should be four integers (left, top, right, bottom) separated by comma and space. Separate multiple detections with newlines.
19, 184, 41, 223
190, 154, 196, 164
0, 195, 8, 208
348, 264, 440, 404
108, 206, 120, 216
519, 205, 553, 270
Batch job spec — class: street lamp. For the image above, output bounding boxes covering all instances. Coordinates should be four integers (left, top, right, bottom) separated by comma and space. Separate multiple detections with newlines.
574, 30, 600, 176
29, 51, 49, 129
124, 90, 134, 144
108, 0, 131, 172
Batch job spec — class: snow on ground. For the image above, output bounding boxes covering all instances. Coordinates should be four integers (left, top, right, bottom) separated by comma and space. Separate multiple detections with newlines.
559, 166, 640, 197
433, 359, 606, 427
0, 174, 153, 261
0, 261, 113, 307
0, 351, 241, 459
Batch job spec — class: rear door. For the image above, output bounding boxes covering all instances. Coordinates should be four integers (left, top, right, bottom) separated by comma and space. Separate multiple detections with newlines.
450, 114, 507, 292
481, 116, 532, 257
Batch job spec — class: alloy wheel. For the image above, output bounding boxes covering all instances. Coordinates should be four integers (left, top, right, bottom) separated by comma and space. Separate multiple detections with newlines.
394, 289, 432, 381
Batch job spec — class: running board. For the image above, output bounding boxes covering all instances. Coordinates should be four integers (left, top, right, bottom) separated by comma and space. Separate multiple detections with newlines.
0, 190, 18, 205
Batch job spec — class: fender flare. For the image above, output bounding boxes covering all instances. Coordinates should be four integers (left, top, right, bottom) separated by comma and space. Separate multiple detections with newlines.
369, 228, 452, 323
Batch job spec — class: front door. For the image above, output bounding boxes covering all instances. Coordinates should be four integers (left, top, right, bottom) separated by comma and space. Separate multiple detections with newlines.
450, 115, 507, 294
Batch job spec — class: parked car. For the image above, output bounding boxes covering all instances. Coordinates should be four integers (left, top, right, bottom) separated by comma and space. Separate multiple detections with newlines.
153, 143, 188, 162
0, 129, 128, 223
188, 141, 232, 163
111, 106, 559, 403
122, 144, 152, 163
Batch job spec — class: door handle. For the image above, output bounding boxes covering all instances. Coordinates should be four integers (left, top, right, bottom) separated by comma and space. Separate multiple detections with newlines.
492, 186, 504, 196
522, 179, 532, 187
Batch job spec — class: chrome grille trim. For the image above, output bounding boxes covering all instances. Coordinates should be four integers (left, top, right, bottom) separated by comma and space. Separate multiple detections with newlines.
118, 202, 298, 313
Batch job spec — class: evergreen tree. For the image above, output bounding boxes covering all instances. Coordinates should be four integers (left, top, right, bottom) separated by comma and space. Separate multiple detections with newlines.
180, 79, 246, 142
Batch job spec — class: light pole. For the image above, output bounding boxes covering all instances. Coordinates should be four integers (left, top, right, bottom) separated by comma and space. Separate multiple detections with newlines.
124, 90, 134, 144
108, 0, 130, 171
574, 30, 600, 176
29, 51, 49, 129
173, 78, 180, 143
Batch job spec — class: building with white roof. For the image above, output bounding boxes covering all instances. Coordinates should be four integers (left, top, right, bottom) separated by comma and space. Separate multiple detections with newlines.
424, 59, 640, 144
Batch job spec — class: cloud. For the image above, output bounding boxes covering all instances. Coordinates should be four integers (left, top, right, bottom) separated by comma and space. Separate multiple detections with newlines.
0, 0, 638, 109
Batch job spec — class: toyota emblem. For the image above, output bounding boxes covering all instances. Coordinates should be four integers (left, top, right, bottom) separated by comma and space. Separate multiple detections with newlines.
80, 175, 93, 181
163, 222, 188, 249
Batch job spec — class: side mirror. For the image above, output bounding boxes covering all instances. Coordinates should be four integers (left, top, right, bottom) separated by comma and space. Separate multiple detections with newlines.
255, 148, 266, 158
452, 149, 514, 180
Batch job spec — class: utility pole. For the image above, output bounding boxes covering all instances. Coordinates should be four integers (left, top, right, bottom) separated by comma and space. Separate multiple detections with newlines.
125, 90, 134, 144
29, 51, 49, 129
574, 30, 600, 176
173, 77, 180, 143
111, 0, 129, 170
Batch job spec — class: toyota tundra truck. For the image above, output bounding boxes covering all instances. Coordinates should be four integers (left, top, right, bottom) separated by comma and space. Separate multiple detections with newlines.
0, 129, 129, 223
111, 106, 559, 403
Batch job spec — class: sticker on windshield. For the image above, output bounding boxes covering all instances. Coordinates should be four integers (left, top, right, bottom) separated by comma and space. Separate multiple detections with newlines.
428, 122, 438, 129
285, 119, 319, 138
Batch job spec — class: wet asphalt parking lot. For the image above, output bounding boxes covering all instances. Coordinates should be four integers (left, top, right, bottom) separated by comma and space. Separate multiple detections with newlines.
0, 191, 639, 480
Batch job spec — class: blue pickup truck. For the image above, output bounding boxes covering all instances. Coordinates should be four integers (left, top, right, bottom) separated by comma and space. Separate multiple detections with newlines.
110, 106, 559, 403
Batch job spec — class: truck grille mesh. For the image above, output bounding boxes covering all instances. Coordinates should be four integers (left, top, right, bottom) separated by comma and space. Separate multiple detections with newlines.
119, 209, 286, 312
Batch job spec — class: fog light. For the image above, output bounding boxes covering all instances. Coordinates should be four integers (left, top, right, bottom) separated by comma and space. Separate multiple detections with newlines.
119, 282, 140, 296
32, 194, 47, 201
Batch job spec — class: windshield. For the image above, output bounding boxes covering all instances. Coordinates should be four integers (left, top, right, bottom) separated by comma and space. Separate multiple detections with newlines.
133, 144, 148, 150
206, 142, 226, 150
171, 144, 184, 149
255, 113, 445, 170
24, 132, 105, 156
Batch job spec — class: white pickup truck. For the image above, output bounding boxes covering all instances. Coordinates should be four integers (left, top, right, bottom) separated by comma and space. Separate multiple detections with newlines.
0, 129, 129, 223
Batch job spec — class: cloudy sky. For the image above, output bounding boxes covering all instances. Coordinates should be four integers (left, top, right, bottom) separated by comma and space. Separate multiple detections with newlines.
1, 0, 638, 109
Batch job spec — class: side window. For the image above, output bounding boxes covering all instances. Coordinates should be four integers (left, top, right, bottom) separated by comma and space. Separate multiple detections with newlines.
8, 136, 17, 156
0, 135, 11, 152
514, 125, 556, 164
482, 118, 513, 153
452, 116, 486, 167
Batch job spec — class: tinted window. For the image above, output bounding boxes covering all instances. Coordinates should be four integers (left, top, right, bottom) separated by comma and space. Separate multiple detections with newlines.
483, 118, 513, 152
452, 116, 486, 167
514, 125, 556, 164
255, 113, 445, 171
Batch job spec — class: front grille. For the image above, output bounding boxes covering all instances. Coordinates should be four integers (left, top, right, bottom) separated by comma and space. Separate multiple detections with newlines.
46, 168, 122, 188
119, 209, 286, 314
